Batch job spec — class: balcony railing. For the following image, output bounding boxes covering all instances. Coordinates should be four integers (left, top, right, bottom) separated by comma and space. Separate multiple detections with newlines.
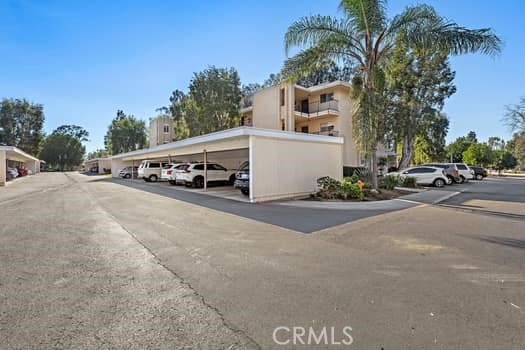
311, 130, 340, 137
295, 99, 339, 117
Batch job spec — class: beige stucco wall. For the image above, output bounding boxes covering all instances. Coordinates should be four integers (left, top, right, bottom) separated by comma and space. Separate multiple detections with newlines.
250, 135, 343, 202
333, 87, 360, 166
252, 86, 281, 130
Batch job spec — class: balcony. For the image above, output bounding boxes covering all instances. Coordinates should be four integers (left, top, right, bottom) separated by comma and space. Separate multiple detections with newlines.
311, 130, 340, 137
294, 99, 339, 119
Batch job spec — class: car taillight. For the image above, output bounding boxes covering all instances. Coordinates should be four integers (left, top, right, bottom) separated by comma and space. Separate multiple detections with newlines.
167, 170, 172, 175
454, 169, 458, 175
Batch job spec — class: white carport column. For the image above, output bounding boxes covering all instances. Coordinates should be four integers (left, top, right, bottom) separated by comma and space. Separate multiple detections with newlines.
248, 136, 254, 202
0, 151, 5, 186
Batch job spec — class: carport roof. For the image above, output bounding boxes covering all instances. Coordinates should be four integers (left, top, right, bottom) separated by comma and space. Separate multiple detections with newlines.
111, 126, 344, 161
0, 146, 39, 162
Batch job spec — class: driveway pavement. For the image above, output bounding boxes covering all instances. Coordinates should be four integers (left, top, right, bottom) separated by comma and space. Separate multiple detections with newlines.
1, 173, 523, 349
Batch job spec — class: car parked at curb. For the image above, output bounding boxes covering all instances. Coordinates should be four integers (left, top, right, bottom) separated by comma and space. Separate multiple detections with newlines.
422, 163, 461, 183
175, 162, 237, 188
469, 166, 488, 180
388, 166, 449, 188
138, 160, 169, 182
234, 161, 250, 195
452, 163, 474, 183
119, 166, 138, 179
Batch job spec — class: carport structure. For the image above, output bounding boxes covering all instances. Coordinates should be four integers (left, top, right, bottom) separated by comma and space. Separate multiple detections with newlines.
111, 127, 343, 202
84, 157, 112, 174
0, 146, 40, 186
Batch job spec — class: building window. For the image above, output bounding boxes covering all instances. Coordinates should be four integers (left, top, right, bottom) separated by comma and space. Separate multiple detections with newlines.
280, 88, 285, 106
301, 126, 309, 133
320, 93, 334, 103
240, 116, 246, 126
163, 124, 170, 133
320, 122, 334, 132
281, 120, 285, 131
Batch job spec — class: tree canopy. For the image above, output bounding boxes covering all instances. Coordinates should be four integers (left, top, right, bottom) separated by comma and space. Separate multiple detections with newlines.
104, 110, 148, 155
0, 98, 45, 156
52, 125, 90, 142
40, 133, 85, 171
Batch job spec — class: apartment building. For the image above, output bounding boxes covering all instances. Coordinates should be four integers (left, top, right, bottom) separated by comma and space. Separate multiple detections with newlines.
149, 116, 175, 147
240, 81, 363, 167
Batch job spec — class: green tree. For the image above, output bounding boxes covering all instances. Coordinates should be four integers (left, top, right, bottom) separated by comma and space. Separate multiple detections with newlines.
187, 66, 242, 135
506, 132, 525, 168
494, 151, 517, 171
413, 113, 450, 164
487, 136, 505, 151
386, 37, 456, 168
104, 110, 148, 155
52, 125, 90, 142
466, 130, 478, 143
282, 0, 501, 189
87, 149, 109, 160
0, 98, 45, 155
446, 133, 476, 162
503, 97, 525, 133
462, 142, 494, 167
40, 134, 85, 171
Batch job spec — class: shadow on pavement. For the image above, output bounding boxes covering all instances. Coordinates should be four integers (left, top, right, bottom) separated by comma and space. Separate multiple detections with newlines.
92, 177, 396, 233
478, 236, 525, 249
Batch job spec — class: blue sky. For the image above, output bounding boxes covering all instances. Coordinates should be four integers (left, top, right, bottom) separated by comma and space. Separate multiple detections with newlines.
1, 0, 523, 152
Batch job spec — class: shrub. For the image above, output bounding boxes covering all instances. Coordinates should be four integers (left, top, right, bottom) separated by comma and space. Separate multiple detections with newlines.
316, 176, 364, 201
402, 176, 417, 188
380, 175, 400, 190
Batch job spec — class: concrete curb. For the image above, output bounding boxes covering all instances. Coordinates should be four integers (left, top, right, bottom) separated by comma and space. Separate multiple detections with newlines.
431, 191, 461, 204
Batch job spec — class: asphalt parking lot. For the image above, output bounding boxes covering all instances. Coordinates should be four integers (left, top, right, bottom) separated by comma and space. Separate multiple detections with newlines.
1, 173, 523, 349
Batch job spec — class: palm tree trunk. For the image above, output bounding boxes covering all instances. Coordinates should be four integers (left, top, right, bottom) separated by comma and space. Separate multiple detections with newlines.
398, 134, 414, 169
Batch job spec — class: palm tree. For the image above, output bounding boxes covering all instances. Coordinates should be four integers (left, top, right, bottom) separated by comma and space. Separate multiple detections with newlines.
283, 0, 501, 190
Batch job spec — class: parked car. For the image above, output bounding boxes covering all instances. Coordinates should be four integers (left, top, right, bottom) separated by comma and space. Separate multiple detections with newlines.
161, 163, 185, 182
234, 161, 250, 195
119, 166, 138, 179
167, 164, 189, 185
137, 160, 169, 182
388, 166, 449, 188
469, 166, 488, 180
6, 167, 18, 181
175, 162, 237, 188
422, 163, 461, 183
16, 166, 28, 177
452, 163, 474, 182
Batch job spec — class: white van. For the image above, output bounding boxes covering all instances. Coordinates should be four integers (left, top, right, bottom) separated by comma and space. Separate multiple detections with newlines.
137, 160, 169, 182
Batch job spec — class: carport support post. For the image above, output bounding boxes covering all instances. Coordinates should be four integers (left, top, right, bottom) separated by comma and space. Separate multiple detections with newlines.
0, 151, 5, 186
203, 149, 207, 191
131, 159, 134, 180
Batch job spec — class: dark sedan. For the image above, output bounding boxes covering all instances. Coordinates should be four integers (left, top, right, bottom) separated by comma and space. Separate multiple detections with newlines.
470, 166, 488, 180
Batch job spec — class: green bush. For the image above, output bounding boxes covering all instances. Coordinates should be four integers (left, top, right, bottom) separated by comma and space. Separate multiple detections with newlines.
402, 176, 417, 188
316, 176, 364, 201
380, 175, 400, 190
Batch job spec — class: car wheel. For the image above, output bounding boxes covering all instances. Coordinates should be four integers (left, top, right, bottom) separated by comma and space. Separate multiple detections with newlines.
241, 189, 249, 196
124, 174, 131, 179
229, 174, 236, 185
168, 180, 175, 185
434, 178, 446, 188
446, 175, 455, 184
149, 175, 158, 182
476, 174, 483, 180
458, 175, 465, 184
193, 176, 204, 188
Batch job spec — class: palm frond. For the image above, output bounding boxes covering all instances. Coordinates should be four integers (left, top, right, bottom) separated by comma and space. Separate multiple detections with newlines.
282, 41, 362, 82
284, 15, 353, 54
339, 0, 387, 34
388, 5, 502, 56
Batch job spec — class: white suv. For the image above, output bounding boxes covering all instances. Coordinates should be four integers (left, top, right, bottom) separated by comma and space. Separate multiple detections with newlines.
138, 160, 169, 182
452, 163, 475, 183
161, 163, 185, 182
175, 163, 237, 188
389, 166, 450, 187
